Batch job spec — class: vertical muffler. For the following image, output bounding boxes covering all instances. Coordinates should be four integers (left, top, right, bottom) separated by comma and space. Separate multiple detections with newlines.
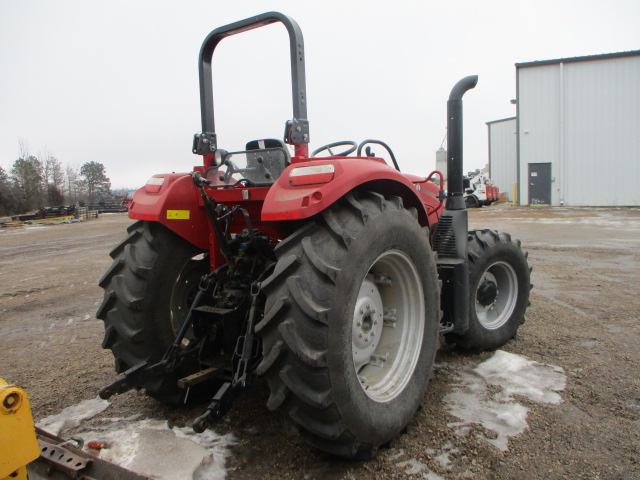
433, 75, 478, 334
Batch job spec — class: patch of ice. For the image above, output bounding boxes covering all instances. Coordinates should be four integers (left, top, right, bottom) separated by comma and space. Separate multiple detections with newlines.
37, 397, 110, 435
37, 401, 234, 480
1, 226, 49, 234
387, 448, 405, 461
396, 458, 429, 475
444, 350, 566, 451
518, 216, 640, 229
475, 350, 565, 404
174, 426, 235, 480
425, 472, 446, 480
434, 443, 458, 470
80, 419, 234, 480
453, 425, 472, 436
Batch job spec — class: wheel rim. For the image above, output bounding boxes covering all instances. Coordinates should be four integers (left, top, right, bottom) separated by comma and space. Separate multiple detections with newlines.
352, 250, 425, 402
475, 261, 518, 330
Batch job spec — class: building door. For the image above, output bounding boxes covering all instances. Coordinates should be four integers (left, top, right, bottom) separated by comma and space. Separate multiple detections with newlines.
528, 163, 551, 205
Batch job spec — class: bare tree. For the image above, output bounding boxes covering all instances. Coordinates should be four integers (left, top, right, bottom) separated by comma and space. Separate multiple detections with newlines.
65, 164, 80, 204
41, 148, 65, 205
18, 138, 30, 162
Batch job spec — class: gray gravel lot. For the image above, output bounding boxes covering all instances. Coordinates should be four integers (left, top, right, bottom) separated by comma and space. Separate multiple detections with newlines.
1, 205, 639, 479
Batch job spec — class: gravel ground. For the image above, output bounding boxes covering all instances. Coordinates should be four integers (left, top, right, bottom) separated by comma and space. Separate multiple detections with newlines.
1, 205, 639, 480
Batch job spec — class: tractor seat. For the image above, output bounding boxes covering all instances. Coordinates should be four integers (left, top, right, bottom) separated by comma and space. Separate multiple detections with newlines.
243, 139, 290, 182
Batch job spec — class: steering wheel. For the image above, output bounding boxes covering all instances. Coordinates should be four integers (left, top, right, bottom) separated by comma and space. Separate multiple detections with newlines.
311, 141, 357, 158
221, 159, 239, 184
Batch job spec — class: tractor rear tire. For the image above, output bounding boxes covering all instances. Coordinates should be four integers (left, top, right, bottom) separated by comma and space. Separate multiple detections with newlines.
97, 221, 208, 403
447, 229, 531, 352
256, 191, 440, 459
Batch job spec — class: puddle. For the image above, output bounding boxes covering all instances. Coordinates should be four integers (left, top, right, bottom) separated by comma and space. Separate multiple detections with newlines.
444, 350, 566, 451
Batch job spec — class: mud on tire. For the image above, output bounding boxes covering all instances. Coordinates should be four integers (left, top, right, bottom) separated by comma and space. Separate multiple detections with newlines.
97, 221, 207, 403
256, 191, 440, 459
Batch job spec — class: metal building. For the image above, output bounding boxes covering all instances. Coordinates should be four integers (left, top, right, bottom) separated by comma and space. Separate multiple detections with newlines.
516, 50, 640, 206
486, 117, 517, 201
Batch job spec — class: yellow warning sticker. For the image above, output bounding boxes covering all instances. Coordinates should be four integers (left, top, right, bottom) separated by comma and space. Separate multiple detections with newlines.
167, 210, 190, 220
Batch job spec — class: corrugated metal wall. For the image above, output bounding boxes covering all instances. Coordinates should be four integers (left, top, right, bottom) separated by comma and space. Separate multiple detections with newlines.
517, 64, 561, 205
563, 57, 640, 206
517, 54, 640, 206
487, 118, 517, 201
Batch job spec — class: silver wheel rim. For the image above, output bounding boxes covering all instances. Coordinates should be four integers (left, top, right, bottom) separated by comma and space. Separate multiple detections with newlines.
352, 250, 425, 402
475, 260, 518, 330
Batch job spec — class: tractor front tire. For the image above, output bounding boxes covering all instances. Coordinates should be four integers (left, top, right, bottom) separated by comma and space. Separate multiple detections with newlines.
447, 229, 531, 352
256, 191, 440, 459
97, 221, 207, 403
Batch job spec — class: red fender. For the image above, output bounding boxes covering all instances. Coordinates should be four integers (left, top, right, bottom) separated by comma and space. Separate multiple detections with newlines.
261, 158, 442, 226
127, 173, 210, 250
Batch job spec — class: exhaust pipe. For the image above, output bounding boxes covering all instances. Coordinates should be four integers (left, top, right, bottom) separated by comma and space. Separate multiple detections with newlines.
447, 75, 478, 210
433, 75, 478, 334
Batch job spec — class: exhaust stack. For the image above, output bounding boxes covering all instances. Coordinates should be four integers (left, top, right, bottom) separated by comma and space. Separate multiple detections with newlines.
433, 75, 478, 335
446, 75, 478, 210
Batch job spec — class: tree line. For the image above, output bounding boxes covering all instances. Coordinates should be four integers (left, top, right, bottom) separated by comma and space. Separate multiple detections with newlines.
0, 141, 111, 217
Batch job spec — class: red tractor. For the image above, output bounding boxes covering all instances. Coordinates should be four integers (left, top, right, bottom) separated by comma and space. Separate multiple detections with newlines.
98, 12, 530, 459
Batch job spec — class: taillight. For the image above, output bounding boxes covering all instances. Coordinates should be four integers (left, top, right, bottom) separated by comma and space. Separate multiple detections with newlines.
289, 164, 335, 186
145, 176, 165, 193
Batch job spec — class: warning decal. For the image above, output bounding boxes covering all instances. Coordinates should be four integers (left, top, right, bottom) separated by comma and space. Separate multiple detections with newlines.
167, 210, 190, 220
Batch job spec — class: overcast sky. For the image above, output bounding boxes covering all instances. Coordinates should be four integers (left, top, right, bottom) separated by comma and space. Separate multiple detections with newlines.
1, 0, 638, 189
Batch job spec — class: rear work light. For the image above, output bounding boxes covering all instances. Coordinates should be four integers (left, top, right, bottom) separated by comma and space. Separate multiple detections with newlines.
145, 176, 165, 193
289, 164, 335, 186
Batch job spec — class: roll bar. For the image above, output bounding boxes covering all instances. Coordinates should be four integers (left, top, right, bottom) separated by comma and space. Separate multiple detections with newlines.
194, 12, 309, 155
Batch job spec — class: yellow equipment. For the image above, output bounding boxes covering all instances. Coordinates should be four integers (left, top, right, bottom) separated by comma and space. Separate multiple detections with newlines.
0, 379, 40, 480
1, 377, 150, 480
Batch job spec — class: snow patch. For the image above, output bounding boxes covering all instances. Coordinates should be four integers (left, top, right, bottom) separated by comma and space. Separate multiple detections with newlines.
36, 401, 234, 480
37, 397, 110, 435
475, 350, 565, 404
387, 448, 405, 461
425, 472, 446, 480
0, 225, 49, 234
83, 419, 234, 480
396, 458, 430, 475
389, 449, 446, 479
519, 216, 640, 230
445, 350, 566, 451
434, 443, 458, 470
